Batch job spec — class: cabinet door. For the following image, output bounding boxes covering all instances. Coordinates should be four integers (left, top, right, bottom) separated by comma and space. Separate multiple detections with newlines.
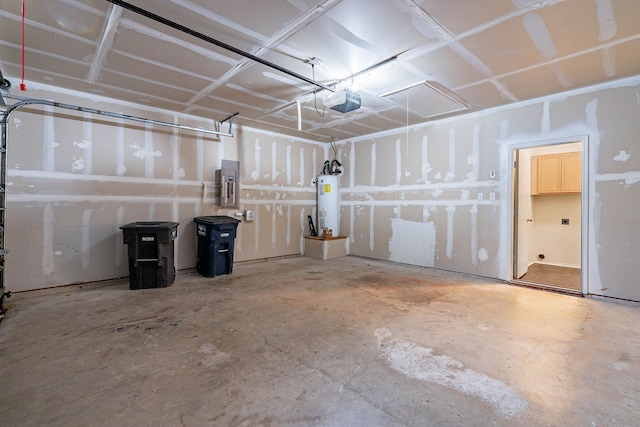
536, 155, 561, 193
562, 152, 581, 193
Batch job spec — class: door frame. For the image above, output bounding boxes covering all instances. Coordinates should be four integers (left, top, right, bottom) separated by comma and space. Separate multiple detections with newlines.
506, 135, 590, 294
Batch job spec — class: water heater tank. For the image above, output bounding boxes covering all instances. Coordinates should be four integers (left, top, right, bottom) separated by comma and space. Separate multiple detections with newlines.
316, 174, 340, 236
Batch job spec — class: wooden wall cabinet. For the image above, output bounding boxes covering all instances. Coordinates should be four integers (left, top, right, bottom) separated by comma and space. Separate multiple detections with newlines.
531, 151, 581, 195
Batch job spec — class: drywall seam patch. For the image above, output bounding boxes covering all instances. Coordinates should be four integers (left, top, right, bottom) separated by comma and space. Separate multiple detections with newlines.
421, 134, 431, 183
369, 206, 375, 253
523, 12, 558, 58
349, 142, 356, 188
552, 62, 573, 88
466, 124, 480, 182
298, 147, 305, 186
299, 208, 306, 254
395, 138, 402, 185
471, 204, 479, 266
446, 128, 455, 181
446, 205, 456, 259
43, 105, 56, 172
217, 136, 224, 170
370, 141, 377, 187
171, 120, 181, 181
596, 171, 640, 186
541, 100, 551, 134
252, 138, 261, 181
148, 202, 156, 220
602, 47, 617, 78
595, 0, 617, 41
82, 113, 93, 175
271, 203, 277, 249
311, 148, 317, 185
196, 131, 204, 181
115, 206, 124, 268
42, 203, 55, 277
272, 141, 278, 183
254, 208, 260, 254
286, 144, 292, 185
286, 205, 291, 247
116, 116, 126, 176
81, 209, 92, 269
349, 205, 355, 243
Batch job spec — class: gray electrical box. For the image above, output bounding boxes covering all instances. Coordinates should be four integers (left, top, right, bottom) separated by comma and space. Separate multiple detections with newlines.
216, 160, 239, 208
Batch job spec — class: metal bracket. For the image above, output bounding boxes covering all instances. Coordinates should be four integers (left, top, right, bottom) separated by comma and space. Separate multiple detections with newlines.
221, 112, 239, 135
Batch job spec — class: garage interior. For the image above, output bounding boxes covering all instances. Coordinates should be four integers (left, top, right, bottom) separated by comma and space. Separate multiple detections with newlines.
1, 1, 639, 425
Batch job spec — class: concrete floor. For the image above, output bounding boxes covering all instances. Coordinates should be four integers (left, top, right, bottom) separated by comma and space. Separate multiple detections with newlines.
1, 256, 639, 426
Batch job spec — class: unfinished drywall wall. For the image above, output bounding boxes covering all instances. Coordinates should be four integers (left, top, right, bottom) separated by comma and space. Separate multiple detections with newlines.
4, 84, 327, 292
339, 76, 640, 302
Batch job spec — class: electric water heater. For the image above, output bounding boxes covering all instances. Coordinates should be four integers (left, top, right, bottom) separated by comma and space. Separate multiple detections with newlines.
316, 174, 340, 236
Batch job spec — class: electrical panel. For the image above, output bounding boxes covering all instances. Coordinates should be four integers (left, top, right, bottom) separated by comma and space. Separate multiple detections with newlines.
216, 160, 239, 208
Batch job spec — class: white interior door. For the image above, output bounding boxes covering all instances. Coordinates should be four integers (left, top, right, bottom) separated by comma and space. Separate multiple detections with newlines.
514, 149, 533, 279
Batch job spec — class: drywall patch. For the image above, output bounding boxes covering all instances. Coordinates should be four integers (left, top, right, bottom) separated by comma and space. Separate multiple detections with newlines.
466, 124, 480, 181
602, 47, 617, 78
43, 106, 56, 172
613, 150, 631, 162
71, 159, 85, 172
389, 218, 436, 267
523, 12, 557, 58
446, 205, 456, 259
298, 147, 305, 186
478, 248, 489, 262
541, 100, 551, 133
115, 206, 124, 267
42, 203, 55, 277
446, 128, 455, 182
595, 0, 617, 41
81, 209, 92, 269
420, 134, 432, 183
375, 328, 528, 419
272, 141, 278, 183
251, 138, 261, 181
395, 138, 402, 184
130, 143, 162, 160
553, 63, 573, 88
470, 204, 478, 265
370, 141, 377, 186
116, 117, 126, 176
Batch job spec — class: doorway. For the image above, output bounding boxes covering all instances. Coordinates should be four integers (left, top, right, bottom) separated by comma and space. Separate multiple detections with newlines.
512, 140, 585, 294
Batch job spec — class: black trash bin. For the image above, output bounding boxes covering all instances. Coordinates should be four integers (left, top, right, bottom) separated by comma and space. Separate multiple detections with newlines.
120, 221, 179, 289
194, 216, 241, 277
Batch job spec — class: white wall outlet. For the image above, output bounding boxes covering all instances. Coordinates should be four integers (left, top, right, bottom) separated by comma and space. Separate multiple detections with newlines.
489, 170, 496, 179
245, 209, 255, 221
489, 192, 496, 201
477, 193, 484, 201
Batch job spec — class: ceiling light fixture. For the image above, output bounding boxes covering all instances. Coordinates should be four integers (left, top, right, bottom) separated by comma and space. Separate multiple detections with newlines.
323, 88, 361, 113
380, 80, 468, 109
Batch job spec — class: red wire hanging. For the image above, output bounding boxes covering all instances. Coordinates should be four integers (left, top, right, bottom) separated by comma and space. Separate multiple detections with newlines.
20, 0, 26, 91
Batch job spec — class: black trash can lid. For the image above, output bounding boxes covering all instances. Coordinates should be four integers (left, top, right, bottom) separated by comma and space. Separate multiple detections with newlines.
194, 216, 241, 225
120, 221, 179, 230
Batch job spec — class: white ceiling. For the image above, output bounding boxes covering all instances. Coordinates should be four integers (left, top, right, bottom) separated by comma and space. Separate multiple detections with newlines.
1, 0, 639, 141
